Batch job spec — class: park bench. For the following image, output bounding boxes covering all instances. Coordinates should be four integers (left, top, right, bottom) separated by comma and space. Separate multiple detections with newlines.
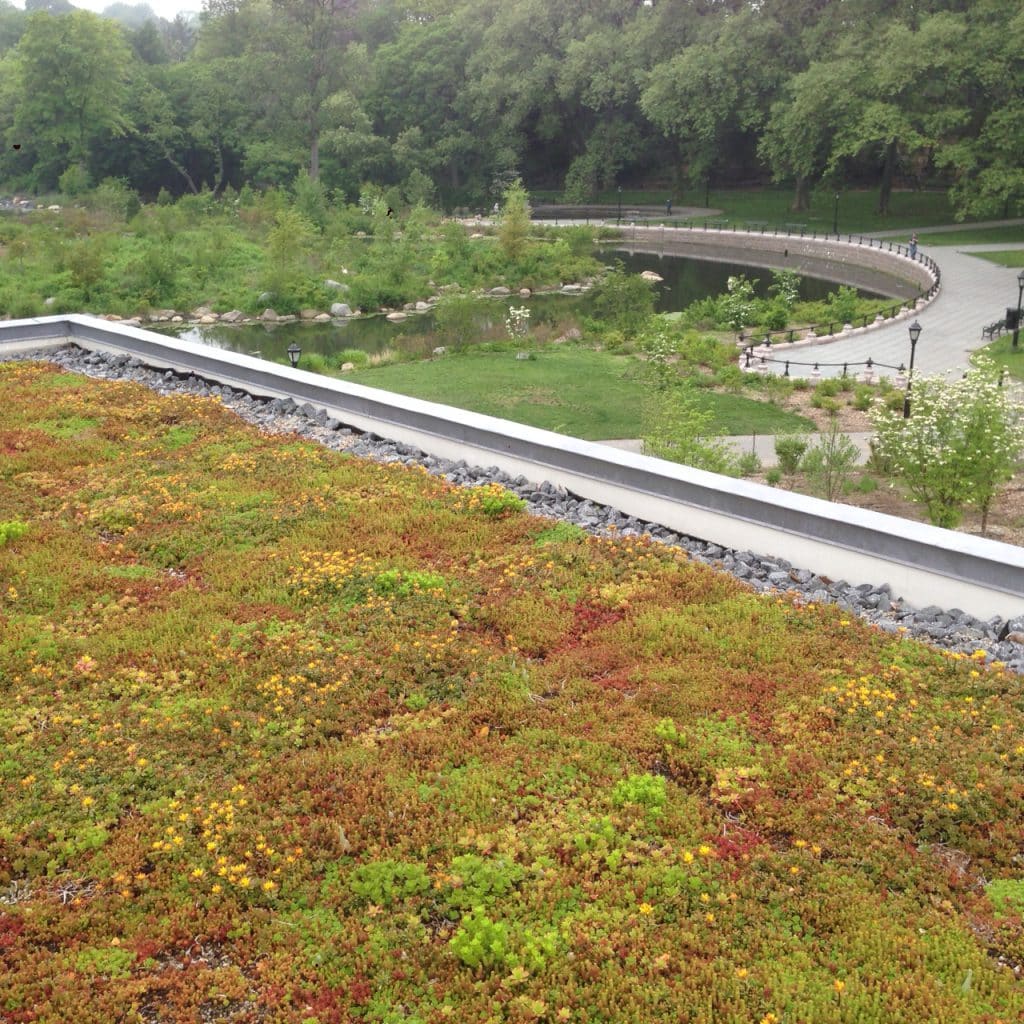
745, 220, 769, 232
783, 222, 807, 235
982, 319, 1007, 340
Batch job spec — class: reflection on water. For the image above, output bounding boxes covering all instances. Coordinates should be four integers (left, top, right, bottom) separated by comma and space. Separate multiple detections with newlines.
156, 250, 883, 363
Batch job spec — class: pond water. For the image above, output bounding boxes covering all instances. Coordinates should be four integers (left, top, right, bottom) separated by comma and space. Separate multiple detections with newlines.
157, 250, 885, 364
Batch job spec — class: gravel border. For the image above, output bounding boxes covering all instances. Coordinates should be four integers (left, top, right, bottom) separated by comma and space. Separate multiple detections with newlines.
10, 344, 1024, 674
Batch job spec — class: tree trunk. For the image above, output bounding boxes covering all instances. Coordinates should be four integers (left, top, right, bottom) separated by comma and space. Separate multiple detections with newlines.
309, 132, 320, 181
212, 143, 226, 196
162, 149, 199, 194
790, 175, 810, 212
877, 139, 897, 215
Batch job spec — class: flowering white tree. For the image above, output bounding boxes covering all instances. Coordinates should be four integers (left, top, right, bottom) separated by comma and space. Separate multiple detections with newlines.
505, 305, 531, 341
870, 358, 1024, 531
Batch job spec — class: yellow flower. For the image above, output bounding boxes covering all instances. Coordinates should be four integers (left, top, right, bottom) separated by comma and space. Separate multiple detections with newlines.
735, 967, 749, 979
834, 979, 846, 994
698, 844, 713, 857
638, 902, 653, 915
682, 850, 694, 864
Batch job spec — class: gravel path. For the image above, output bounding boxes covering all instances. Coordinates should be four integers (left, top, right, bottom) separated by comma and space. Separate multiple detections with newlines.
10, 344, 1024, 674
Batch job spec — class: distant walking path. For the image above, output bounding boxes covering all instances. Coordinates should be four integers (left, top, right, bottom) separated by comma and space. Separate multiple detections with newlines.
787, 241, 1024, 379
598, 433, 875, 467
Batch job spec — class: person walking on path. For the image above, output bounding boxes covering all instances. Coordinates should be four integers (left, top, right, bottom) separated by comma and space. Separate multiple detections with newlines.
909, 233, 918, 259
666, 198, 672, 216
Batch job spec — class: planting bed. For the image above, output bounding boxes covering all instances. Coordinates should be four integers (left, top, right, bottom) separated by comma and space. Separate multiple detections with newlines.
2, 360, 1024, 1023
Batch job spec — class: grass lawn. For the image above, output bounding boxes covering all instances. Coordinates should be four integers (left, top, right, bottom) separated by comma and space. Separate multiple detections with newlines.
913, 226, 1024, 247
974, 332, 1024, 380
354, 348, 815, 439
2, 360, 1023, 1023
533, 186, 962, 234
969, 248, 1024, 268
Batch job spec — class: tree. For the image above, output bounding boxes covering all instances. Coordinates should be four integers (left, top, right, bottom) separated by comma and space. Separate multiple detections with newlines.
9, 11, 134, 186
800, 418, 860, 502
869, 359, 1024, 531
642, 384, 737, 476
496, 179, 531, 262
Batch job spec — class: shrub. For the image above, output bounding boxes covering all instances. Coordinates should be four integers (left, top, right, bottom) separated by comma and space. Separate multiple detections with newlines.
736, 451, 762, 477
852, 385, 875, 412
825, 285, 860, 325
774, 435, 809, 475
869, 357, 1024, 530
765, 467, 783, 485
801, 420, 860, 501
585, 261, 656, 336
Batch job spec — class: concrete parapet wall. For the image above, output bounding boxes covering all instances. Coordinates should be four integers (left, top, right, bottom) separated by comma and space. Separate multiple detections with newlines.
618, 227, 935, 302
1, 314, 1020, 618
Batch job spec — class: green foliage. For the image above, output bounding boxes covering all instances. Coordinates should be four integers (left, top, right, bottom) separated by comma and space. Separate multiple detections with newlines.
824, 285, 860, 326
74, 946, 135, 979
765, 467, 783, 486
449, 909, 559, 973
585, 261, 656, 337
642, 384, 738, 475
610, 773, 667, 818
497, 180, 531, 262
736, 451, 762, 477
801, 420, 861, 501
986, 879, 1024, 920
870, 357, 1024, 530
350, 860, 431, 906
58, 163, 92, 197
444, 854, 524, 911
718, 274, 758, 332
0, 520, 28, 546
292, 170, 329, 231
433, 291, 491, 352
774, 435, 809, 475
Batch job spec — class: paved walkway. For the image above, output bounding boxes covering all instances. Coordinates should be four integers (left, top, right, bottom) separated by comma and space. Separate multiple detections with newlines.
785, 241, 1024, 380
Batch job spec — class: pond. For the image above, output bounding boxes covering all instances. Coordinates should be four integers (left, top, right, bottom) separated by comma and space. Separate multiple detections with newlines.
156, 250, 886, 364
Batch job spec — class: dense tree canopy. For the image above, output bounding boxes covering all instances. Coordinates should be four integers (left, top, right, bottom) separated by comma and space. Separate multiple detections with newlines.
0, 0, 1020, 216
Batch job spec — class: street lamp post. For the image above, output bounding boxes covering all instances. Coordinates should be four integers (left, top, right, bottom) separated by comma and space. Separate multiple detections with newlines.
1013, 269, 1024, 351
617, 186, 622, 225
903, 320, 922, 419
287, 342, 302, 368
833, 192, 839, 236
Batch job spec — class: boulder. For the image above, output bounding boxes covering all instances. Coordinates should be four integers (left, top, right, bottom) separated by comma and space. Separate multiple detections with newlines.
43, 296, 56, 308
260, 308, 279, 321
560, 283, 583, 294
640, 270, 663, 282
170, 315, 183, 323
415, 301, 432, 311
519, 288, 531, 297
199, 314, 218, 325
386, 311, 407, 322
324, 279, 343, 289
340, 362, 356, 372
299, 308, 320, 320
403, 302, 416, 311
489, 286, 511, 296
47, 204, 61, 212
470, 232, 484, 239
330, 302, 352, 317
432, 346, 447, 357
314, 313, 331, 322
219, 310, 245, 323
192, 305, 214, 317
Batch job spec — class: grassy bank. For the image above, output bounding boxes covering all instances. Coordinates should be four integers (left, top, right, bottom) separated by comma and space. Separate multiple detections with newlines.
1, 361, 1022, 1023
353, 347, 815, 439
